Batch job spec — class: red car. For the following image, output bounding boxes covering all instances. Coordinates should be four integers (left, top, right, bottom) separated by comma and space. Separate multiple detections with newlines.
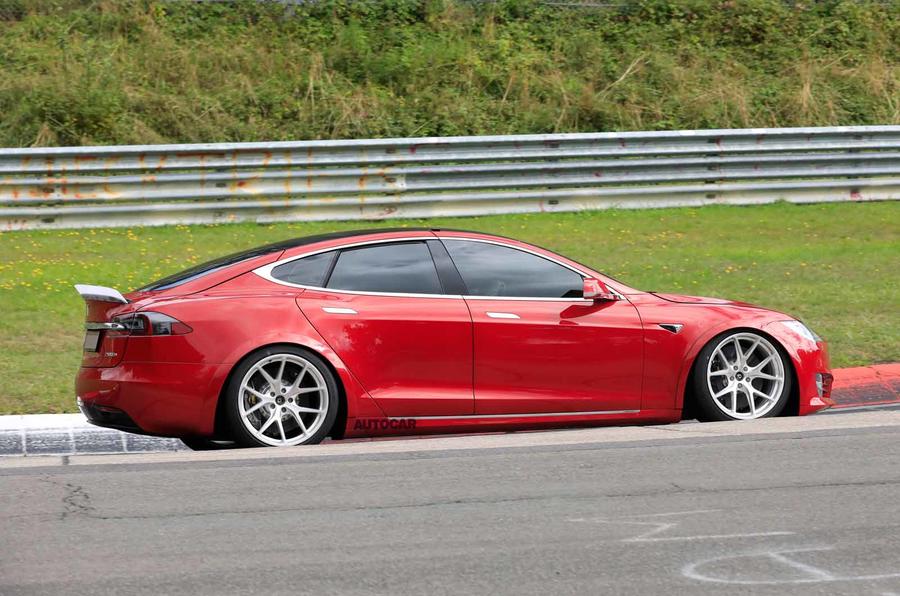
75, 228, 833, 449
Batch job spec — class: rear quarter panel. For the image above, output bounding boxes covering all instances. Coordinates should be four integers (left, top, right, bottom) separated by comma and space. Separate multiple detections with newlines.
124, 273, 385, 432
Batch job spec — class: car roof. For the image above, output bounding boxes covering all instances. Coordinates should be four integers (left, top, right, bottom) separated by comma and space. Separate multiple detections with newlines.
139, 228, 476, 291
266, 227, 635, 294
263, 227, 491, 251
140, 225, 636, 295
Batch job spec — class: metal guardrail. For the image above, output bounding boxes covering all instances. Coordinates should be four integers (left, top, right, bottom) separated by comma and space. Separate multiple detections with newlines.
1, 126, 898, 230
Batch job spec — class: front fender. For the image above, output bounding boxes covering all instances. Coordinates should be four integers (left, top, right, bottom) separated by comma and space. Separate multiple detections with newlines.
761, 321, 832, 415
629, 292, 826, 414
671, 318, 830, 415
673, 320, 784, 412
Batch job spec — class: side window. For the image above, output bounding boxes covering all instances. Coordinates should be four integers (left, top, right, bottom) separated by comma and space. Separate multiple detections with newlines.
443, 240, 583, 298
271, 251, 336, 287
327, 242, 443, 295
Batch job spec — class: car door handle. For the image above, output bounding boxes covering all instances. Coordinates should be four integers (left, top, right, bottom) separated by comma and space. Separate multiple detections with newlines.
322, 307, 358, 315
486, 312, 520, 319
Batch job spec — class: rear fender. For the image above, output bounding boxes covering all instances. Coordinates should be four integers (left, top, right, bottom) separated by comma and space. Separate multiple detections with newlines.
137, 292, 386, 433
215, 328, 386, 423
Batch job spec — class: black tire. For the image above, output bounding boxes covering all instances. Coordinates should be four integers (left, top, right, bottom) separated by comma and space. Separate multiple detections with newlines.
179, 437, 238, 451
224, 345, 339, 448
691, 330, 792, 422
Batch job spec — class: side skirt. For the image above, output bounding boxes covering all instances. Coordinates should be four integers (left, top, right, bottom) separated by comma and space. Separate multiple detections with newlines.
343, 409, 681, 439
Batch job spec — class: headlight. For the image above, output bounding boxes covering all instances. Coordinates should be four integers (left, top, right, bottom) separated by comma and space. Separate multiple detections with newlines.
779, 320, 821, 342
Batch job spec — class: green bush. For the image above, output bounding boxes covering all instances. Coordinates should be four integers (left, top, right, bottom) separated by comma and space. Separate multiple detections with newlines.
0, 0, 897, 146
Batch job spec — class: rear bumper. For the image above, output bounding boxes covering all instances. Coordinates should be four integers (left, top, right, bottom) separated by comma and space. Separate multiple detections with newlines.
78, 399, 146, 434
75, 362, 228, 437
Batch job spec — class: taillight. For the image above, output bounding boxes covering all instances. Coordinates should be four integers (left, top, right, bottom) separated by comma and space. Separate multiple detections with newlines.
112, 312, 192, 336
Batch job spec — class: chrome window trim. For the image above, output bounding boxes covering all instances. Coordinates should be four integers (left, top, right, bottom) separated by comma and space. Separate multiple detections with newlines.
463, 295, 595, 303
395, 409, 640, 421
255, 236, 458, 299
253, 235, 625, 301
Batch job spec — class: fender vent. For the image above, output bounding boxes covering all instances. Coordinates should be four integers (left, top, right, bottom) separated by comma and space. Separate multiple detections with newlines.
658, 323, 684, 334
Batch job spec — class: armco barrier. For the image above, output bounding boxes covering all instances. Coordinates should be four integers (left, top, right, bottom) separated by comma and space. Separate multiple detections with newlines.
1, 126, 898, 230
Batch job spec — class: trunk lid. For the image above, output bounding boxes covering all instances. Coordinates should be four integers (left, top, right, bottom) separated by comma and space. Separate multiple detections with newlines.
74, 249, 287, 368
75, 285, 135, 368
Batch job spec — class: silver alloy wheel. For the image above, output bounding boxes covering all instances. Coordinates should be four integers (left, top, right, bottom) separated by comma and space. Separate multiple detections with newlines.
237, 353, 329, 447
706, 332, 785, 420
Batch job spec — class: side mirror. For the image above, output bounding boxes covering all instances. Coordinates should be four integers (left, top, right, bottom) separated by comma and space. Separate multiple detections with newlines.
583, 278, 618, 301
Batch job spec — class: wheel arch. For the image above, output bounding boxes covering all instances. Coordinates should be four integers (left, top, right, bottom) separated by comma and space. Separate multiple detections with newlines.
679, 326, 799, 420
211, 341, 349, 440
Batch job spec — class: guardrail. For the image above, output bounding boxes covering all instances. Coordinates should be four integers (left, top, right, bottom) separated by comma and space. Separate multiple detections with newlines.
1, 126, 898, 230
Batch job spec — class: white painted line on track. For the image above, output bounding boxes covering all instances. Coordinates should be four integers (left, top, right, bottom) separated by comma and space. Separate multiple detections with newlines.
0, 413, 87, 431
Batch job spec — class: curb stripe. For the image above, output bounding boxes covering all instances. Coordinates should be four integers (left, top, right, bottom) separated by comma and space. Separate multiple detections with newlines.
831, 363, 900, 408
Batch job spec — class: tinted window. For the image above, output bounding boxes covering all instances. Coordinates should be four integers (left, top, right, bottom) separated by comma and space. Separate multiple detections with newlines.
444, 240, 583, 298
271, 251, 336, 287
327, 242, 443, 294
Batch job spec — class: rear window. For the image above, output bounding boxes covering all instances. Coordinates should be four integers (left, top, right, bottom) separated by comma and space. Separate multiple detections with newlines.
327, 242, 443, 294
139, 245, 286, 292
271, 251, 337, 287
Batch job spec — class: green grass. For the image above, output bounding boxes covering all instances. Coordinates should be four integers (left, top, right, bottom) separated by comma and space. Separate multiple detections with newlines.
0, 0, 897, 147
0, 201, 897, 414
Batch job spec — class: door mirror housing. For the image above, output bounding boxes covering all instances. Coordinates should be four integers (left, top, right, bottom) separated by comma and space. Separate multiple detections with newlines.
583, 278, 618, 301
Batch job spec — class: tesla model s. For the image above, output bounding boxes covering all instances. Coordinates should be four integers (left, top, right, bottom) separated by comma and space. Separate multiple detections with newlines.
74, 228, 833, 449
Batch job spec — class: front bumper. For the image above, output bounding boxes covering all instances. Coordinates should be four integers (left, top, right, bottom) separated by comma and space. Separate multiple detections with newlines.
76, 362, 228, 437
762, 323, 833, 416
794, 341, 834, 416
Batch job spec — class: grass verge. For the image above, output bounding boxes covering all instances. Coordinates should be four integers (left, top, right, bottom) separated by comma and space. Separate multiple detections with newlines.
0, 201, 897, 414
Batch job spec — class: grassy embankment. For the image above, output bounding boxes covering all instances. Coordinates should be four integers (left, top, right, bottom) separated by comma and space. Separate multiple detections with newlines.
1, 202, 898, 414
0, 0, 897, 146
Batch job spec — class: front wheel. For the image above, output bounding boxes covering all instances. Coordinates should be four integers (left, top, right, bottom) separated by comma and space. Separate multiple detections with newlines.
692, 331, 792, 422
225, 346, 339, 447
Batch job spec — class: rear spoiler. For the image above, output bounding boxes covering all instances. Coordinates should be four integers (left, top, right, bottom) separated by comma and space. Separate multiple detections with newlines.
74, 284, 129, 304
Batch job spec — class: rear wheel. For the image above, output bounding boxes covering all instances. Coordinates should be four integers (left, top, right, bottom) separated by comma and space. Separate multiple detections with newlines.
692, 330, 791, 422
225, 346, 339, 447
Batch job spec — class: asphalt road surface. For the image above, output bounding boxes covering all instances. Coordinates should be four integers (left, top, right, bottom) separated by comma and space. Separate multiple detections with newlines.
2, 411, 900, 596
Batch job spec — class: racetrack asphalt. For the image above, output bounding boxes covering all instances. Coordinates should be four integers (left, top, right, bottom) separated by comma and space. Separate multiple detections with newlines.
2, 410, 899, 595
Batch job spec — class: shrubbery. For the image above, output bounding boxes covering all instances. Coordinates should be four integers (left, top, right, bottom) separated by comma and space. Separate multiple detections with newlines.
0, 0, 897, 146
